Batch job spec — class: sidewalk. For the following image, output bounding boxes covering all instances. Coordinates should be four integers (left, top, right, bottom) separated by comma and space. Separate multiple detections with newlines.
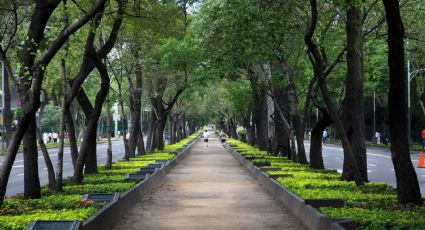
111, 136, 304, 230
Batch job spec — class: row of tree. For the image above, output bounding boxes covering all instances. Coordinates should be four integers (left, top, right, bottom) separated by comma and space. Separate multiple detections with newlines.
0, 0, 201, 206
191, 0, 424, 205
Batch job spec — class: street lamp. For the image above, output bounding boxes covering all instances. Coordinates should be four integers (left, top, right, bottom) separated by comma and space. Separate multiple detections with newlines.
407, 60, 425, 143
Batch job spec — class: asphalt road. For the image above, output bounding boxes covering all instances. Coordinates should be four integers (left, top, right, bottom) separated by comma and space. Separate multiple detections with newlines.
0, 140, 127, 196
304, 142, 425, 194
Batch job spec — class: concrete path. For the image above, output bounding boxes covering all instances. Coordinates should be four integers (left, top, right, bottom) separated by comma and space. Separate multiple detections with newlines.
111, 136, 305, 230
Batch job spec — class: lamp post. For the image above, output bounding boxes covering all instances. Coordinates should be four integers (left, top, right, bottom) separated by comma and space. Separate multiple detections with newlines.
407, 60, 425, 143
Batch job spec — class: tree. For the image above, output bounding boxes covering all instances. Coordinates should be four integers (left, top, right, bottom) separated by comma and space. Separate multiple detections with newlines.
382, 0, 422, 205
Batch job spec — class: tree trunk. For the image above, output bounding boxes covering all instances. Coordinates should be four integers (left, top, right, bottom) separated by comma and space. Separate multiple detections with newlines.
55, 50, 68, 192
305, 0, 364, 186
250, 79, 268, 150
137, 130, 145, 155
146, 111, 157, 152
35, 125, 56, 190
155, 118, 167, 150
310, 112, 331, 169
244, 115, 254, 145
342, 0, 368, 182
278, 58, 307, 163
74, 57, 110, 183
382, 0, 422, 204
65, 108, 78, 167
273, 87, 291, 156
23, 118, 41, 199
119, 98, 129, 160
76, 90, 98, 173
127, 58, 142, 157
105, 91, 112, 169
170, 114, 177, 144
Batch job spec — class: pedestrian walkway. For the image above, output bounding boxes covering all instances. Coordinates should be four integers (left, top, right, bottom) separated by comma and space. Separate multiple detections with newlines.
111, 135, 304, 230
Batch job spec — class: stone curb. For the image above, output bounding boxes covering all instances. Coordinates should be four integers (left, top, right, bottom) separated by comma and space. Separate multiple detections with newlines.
225, 146, 353, 230
81, 137, 199, 230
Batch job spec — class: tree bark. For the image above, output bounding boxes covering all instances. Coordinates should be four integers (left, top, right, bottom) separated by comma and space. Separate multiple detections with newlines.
36, 124, 56, 190
382, 0, 422, 204
74, 53, 110, 183
65, 108, 78, 167
273, 87, 291, 156
305, 0, 364, 186
342, 0, 368, 182
278, 57, 307, 163
250, 79, 268, 150
105, 91, 112, 169
75, 90, 98, 173
310, 112, 331, 169
137, 130, 145, 155
127, 57, 143, 157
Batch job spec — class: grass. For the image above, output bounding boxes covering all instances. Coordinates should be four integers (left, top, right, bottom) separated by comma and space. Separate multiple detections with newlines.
0, 131, 201, 230
228, 139, 425, 229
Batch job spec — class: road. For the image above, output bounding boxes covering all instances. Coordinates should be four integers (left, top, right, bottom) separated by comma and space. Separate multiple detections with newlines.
0, 140, 127, 196
304, 142, 425, 194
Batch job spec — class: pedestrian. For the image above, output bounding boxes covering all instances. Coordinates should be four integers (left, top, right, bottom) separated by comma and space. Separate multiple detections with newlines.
202, 130, 209, 147
308, 129, 312, 140
322, 129, 328, 145
219, 130, 228, 147
421, 128, 425, 151
48, 132, 52, 143
43, 132, 49, 144
375, 131, 380, 144
52, 132, 58, 143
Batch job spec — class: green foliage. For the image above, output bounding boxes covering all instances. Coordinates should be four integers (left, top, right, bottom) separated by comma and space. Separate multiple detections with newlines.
228, 138, 425, 229
0, 132, 200, 229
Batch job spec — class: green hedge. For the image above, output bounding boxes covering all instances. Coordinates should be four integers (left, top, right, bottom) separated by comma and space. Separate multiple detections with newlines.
228, 139, 425, 229
0, 131, 201, 230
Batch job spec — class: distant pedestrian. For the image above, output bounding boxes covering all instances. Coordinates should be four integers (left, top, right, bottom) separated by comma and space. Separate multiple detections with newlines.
52, 132, 58, 143
422, 129, 425, 151
48, 132, 52, 143
375, 131, 380, 144
202, 130, 209, 147
322, 129, 328, 145
219, 130, 228, 147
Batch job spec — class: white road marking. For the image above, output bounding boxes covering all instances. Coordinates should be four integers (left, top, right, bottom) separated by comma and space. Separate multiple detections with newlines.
323, 154, 328, 157
367, 170, 372, 173
17, 173, 24, 177
43, 168, 48, 170
12, 165, 24, 168
63, 163, 70, 166
368, 164, 377, 167
390, 169, 394, 171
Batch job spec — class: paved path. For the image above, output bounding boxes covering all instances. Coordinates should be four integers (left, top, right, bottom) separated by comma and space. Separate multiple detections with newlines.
111, 136, 304, 230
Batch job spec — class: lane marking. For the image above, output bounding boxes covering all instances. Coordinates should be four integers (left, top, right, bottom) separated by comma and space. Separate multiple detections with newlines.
367, 170, 372, 173
12, 165, 24, 168
17, 173, 24, 177
368, 164, 377, 167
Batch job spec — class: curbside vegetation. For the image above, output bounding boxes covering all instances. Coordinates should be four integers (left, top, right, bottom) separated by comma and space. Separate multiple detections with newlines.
226, 139, 425, 230
0, 132, 201, 230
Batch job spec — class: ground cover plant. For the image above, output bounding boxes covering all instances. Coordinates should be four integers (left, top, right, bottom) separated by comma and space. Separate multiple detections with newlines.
228, 139, 425, 229
0, 132, 200, 230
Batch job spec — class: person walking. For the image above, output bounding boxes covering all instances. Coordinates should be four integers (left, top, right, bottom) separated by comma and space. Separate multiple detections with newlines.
322, 129, 328, 145
202, 130, 209, 147
422, 128, 425, 151
219, 130, 228, 147
52, 132, 58, 143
